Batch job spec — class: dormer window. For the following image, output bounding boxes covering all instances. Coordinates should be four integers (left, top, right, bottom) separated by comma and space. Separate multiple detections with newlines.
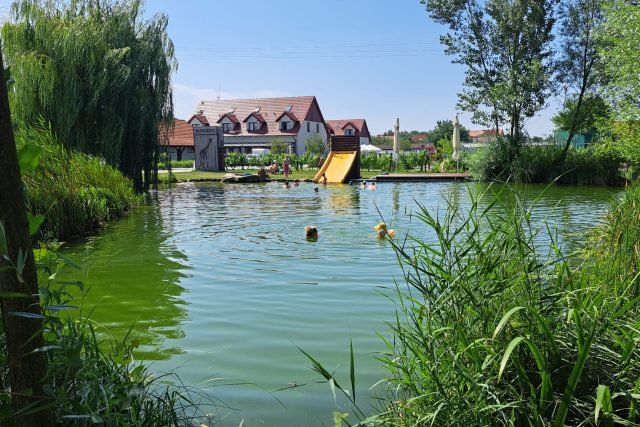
345, 128, 354, 136
248, 122, 259, 131
280, 121, 290, 131
222, 123, 232, 132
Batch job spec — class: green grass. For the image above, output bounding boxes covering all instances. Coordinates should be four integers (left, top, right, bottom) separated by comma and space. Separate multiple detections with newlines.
364, 183, 640, 425
158, 169, 437, 184
17, 123, 140, 241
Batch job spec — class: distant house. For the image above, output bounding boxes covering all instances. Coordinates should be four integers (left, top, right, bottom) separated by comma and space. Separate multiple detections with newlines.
190, 96, 328, 155
325, 119, 371, 145
468, 129, 504, 144
159, 119, 195, 161
412, 134, 428, 142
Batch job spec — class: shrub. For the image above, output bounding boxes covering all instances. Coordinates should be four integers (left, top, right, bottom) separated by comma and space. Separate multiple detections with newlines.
468, 141, 625, 185
17, 124, 140, 240
158, 160, 193, 169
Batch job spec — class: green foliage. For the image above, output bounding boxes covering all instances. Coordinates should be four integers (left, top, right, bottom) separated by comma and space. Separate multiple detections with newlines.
17, 123, 139, 241
270, 138, 288, 155
158, 160, 193, 169
468, 141, 625, 185
427, 119, 469, 145
599, 0, 640, 121
369, 184, 640, 426
305, 135, 325, 155
0, 247, 210, 425
552, 96, 610, 133
421, 0, 557, 149
399, 139, 412, 152
1, 0, 176, 191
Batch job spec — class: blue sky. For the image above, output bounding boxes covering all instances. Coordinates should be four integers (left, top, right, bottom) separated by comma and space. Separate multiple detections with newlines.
0, 0, 557, 136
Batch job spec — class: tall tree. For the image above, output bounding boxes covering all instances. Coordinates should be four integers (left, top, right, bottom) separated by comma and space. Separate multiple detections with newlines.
0, 46, 53, 427
555, 0, 605, 163
426, 119, 470, 146
598, 0, 640, 169
421, 0, 557, 159
1, 0, 175, 191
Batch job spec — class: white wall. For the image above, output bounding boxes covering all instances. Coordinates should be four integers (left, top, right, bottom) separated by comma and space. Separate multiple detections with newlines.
190, 117, 203, 127
296, 120, 328, 155
360, 136, 371, 145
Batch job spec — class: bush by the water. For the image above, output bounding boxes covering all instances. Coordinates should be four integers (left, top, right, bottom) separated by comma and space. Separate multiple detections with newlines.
17, 124, 140, 240
468, 141, 625, 185
158, 159, 194, 169
363, 184, 640, 425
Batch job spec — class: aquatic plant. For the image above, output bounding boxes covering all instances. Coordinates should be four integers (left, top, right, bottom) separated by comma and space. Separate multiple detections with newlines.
17, 123, 140, 241
370, 184, 640, 425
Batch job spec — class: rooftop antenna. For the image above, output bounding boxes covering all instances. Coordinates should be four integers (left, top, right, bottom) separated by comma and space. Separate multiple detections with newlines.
216, 82, 221, 101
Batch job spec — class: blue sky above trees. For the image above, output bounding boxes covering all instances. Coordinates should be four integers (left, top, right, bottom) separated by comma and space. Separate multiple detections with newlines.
0, 0, 558, 136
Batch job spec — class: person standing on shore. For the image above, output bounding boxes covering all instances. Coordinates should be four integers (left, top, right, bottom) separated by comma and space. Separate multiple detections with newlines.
283, 155, 291, 180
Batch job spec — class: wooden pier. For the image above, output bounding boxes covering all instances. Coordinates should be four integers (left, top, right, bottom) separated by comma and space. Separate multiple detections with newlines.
372, 172, 470, 182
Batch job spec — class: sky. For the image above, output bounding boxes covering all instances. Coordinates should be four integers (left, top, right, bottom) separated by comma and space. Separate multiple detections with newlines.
0, 0, 559, 136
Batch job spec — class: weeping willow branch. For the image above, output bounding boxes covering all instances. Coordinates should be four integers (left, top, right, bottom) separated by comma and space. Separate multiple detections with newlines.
1, 0, 176, 191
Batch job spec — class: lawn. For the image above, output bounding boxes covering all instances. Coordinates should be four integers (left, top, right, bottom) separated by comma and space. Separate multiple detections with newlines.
158, 169, 383, 183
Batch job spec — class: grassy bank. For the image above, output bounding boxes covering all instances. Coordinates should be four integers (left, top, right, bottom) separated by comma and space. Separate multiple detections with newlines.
468, 142, 626, 185
358, 183, 640, 425
158, 169, 424, 184
17, 124, 140, 241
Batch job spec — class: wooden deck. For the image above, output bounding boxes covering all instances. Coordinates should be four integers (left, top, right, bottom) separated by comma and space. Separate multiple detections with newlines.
372, 172, 470, 182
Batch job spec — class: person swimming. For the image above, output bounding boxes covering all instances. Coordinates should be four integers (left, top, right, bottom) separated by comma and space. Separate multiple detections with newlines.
360, 180, 367, 189
282, 180, 290, 189
368, 182, 377, 190
305, 225, 318, 240
320, 173, 328, 185
313, 187, 319, 193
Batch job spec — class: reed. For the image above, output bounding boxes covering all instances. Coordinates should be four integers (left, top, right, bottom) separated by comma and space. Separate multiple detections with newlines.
16, 123, 140, 241
368, 183, 640, 425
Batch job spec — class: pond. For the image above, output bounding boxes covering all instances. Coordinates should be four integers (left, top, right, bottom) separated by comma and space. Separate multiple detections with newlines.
60, 181, 620, 426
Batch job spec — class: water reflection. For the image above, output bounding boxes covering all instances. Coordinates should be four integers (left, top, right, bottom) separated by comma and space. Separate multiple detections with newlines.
61, 202, 189, 360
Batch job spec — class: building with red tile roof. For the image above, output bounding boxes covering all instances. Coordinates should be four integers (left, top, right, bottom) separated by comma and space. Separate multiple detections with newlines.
412, 134, 428, 142
159, 119, 196, 161
190, 96, 328, 154
325, 119, 371, 145
468, 129, 504, 144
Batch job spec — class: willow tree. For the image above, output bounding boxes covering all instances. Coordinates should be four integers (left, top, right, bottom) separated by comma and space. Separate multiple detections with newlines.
421, 0, 557, 159
1, 0, 175, 191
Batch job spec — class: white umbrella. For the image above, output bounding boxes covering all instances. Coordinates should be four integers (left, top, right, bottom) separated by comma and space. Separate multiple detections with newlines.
452, 114, 461, 171
361, 144, 381, 152
393, 117, 400, 163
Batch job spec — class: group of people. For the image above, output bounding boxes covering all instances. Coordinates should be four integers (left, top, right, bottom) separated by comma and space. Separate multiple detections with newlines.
269, 156, 293, 179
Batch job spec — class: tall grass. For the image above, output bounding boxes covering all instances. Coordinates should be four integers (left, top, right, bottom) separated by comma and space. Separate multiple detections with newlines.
468, 141, 625, 185
0, 246, 213, 426
365, 184, 640, 426
16, 123, 140, 240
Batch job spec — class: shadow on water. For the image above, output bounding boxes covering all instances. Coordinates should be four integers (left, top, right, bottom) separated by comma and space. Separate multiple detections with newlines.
60, 198, 190, 360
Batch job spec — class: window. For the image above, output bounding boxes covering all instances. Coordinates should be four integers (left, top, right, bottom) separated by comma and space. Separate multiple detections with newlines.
248, 121, 259, 131
222, 122, 231, 132
316, 123, 319, 133
307, 122, 310, 132
345, 128, 353, 136
280, 121, 289, 131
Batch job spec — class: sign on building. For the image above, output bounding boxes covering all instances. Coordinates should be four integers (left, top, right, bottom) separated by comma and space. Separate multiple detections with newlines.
194, 127, 225, 171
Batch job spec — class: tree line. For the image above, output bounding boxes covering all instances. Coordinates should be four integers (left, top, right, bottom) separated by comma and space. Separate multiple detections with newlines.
421, 0, 640, 170
2, 0, 175, 192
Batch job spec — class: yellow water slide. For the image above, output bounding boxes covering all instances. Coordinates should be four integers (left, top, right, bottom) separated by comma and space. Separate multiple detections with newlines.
313, 151, 357, 183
